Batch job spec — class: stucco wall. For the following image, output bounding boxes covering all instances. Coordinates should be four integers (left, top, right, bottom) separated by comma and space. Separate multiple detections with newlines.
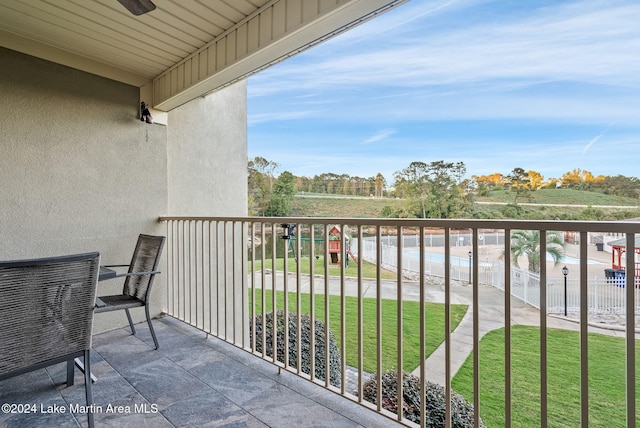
0, 46, 168, 253
0, 47, 248, 334
167, 82, 248, 216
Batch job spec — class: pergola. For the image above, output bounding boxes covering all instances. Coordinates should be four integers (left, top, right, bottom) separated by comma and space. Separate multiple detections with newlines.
607, 236, 640, 277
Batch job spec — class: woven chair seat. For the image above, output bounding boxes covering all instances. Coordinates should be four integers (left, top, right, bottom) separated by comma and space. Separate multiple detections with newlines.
96, 234, 165, 349
94, 295, 144, 312
0, 252, 100, 428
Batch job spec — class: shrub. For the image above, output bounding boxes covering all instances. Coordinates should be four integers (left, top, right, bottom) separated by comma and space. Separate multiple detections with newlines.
501, 203, 522, 218
362, 370, 484, 427
250, 310, 341, 387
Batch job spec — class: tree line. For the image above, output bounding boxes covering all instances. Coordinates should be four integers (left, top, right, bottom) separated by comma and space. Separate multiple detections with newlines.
248, 156, 640, 217
474, 168, 640, 200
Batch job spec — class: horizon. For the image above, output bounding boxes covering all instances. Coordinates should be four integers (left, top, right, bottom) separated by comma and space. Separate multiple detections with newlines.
247, 0, 640, 182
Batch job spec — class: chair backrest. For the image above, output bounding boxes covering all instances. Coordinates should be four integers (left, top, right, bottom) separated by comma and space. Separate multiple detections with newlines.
123, 234, 165, 302
0, 252, 100, 376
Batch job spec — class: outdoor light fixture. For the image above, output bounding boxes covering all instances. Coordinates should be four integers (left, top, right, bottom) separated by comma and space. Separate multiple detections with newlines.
562, 265, 569, 316
140, 101, 153, 124
281, 223, 296, 240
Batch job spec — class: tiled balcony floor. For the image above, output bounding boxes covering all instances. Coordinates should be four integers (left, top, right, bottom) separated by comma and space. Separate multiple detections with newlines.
1, 317, 399, 427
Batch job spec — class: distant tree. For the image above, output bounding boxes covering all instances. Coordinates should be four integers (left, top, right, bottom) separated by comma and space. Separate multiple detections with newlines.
599, 175, 640, 199
295, 176, 310, 193
265, 171, 296, 216
426, 160, 468, 218
314, 172, 346, 194
393, 160, 470, 218
510, 230, 565, 273
393, 161, 431, 217
350, 175, 370, 196
248, 157, 279, 215
559, 168, 604, 190
542, 178, 560, 189
374, 173, 386, 198
560, 168, 583, 188
506, 167, 535, 204
527, 170, 544, 189
311, 174, 326, 193
473, 173, 505, 188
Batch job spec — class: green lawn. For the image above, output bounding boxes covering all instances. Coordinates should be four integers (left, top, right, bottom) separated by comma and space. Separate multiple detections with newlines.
250, 255, 397, 280
452, 325, 640, 427
478, 188, 640, 207
250, 289, 467, 373
291, 195, 404, 218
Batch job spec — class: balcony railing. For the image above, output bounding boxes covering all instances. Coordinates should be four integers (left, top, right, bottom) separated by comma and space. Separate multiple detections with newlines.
159, 216, 640, 427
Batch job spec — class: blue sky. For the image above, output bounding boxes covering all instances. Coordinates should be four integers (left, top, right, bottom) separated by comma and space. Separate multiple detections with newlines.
247, 0, 640, 184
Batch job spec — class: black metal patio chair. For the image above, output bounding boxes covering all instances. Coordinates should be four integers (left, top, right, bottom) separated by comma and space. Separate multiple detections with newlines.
0, 252, 100, 428
95, 234, 165, 349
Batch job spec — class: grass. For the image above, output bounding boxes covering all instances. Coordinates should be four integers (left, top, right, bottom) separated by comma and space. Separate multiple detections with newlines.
478, 188, 640, 207
291, 189, 640, 220
291, 195, 404, 218
250, 289, 467, 374
250, 255, 397, 280
452, 325, 640, 427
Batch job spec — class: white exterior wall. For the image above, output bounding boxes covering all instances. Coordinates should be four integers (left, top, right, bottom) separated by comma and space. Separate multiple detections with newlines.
167, 82, 248, 216
0, 47, 247, 333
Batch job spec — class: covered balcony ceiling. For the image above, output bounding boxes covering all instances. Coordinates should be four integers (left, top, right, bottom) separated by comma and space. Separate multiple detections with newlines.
0, 0, 407, 111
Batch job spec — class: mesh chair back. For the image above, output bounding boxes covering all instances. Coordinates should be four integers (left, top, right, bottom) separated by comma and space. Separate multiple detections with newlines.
123, 235, 165, 302
0, 252, 100, 376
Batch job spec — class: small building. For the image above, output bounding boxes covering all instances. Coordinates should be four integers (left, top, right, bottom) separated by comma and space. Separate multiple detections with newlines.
607, 236, 640, 278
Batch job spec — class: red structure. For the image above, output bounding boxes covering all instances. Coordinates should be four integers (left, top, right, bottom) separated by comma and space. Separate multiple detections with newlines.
328, 226, 342, 264
327, 226, 358, 265
607, 236, 640, 278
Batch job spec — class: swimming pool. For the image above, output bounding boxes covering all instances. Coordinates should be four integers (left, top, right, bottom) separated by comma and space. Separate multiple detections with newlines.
555, 254, 603, 265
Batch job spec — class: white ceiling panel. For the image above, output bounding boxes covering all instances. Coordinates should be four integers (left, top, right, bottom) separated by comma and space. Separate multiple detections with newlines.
0, 0, 407, 110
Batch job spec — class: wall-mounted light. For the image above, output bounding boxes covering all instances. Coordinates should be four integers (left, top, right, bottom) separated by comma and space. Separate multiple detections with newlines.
281, 223, 296, 240
140, 101, 153, 124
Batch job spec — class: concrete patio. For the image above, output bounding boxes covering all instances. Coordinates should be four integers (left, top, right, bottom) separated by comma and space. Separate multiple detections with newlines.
0, 317, 398, 427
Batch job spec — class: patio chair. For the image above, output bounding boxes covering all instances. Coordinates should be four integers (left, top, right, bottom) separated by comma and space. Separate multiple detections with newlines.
0, 252, 100, 428
95, 234, 165, 349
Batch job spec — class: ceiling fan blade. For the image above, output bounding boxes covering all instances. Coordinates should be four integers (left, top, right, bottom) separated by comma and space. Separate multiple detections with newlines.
117, 0, 156, 16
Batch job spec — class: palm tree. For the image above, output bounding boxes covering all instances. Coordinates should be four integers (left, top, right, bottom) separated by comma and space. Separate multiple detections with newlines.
510, 230, 565, 273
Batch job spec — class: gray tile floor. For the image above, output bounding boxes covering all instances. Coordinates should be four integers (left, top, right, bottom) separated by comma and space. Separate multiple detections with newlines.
0, 317, 400, 427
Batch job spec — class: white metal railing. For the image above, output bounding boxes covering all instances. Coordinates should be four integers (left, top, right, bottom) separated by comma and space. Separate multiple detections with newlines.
363, 239, 640, 317
159, 216, 640, 427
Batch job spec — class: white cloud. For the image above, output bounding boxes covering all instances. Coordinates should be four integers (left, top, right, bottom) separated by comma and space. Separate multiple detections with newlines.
248, 110, 317, 126
582, 129, 607, 154
251, 0, 640, 94
247, 0, 640, 179
361, 129, 397, 144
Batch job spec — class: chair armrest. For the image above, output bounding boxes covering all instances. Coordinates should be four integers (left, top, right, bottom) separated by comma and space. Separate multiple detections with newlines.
102, 264, 130, 268
113, 270, 161, 278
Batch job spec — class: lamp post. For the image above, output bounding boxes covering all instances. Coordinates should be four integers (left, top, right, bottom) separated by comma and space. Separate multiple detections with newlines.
468, 250, 472, 284
562, 265, 569, 316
